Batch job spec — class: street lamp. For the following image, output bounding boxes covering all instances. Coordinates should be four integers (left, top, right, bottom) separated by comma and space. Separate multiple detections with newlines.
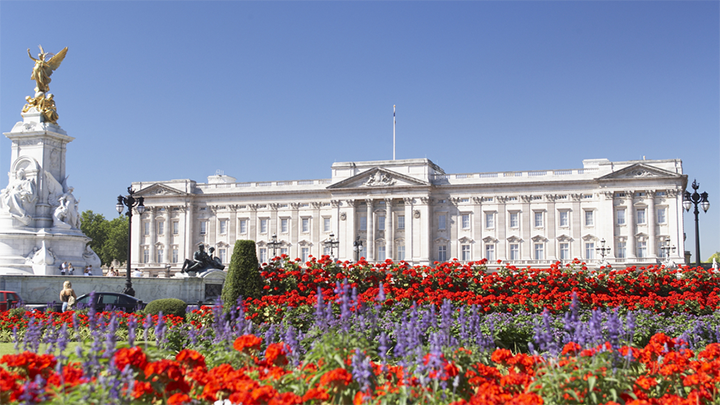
660, 242, 676, 262
267, 234, 282, 259
353, 237, 363, 262
683, 179, 710, 266
323, 232, 339, 259
596, 238, 611, 261
116, 186, 145, 296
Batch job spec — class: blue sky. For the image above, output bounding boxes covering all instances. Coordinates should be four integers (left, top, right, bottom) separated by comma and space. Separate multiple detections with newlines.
1, 1, 718, 261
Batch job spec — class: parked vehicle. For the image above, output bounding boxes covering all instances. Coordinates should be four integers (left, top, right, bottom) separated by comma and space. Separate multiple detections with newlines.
75, 292, 145, 313
0, 291, 22, 311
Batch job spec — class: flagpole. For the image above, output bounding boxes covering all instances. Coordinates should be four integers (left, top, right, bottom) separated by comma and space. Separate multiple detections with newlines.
393, 105, 396, 161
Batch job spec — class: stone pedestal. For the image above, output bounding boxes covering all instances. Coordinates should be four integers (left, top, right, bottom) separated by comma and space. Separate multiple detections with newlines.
0, 109, 97, 275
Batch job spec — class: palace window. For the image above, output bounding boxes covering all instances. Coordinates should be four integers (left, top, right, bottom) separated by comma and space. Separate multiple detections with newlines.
143, 222, 150, 236
359, 216, 367, 231
464, 244, 473, 261
484, 244, 495, 262
157, 221, 164, 235
143, 247, 149, 264
218, 248, 226, 263
617, 241, 626, 259
438, 215, 446, 230
510, 212, 519, 228
617, 209, 626, 225
378, 246, 386, 261
559, 211, 569, 227
302, 218, 310, 233
301, 248, 309, 262
172, 221, 179, 235
438, 245, 447, 262
260, 219, 268, 234
199, 221, 207, 235
172, 247, 178, 263
156, 247, 164, 263
259, 248, 267, 264
657, 207, 667, 224
323, 217, 331, 232
397, 215, 405, 230
534, 243, 544, 260
584, 211, 594, 226
560, 243, 570, 260
281, 218, 289, 233
534, 212, 543, 228
219, 219, 228, 235
636, 209, 646, 225
637, 241, 647, 258
585, 242, 595, 260
378, 216, 386, 231
485, 213, 495, 229
510, 243, 519, 260
397, 245, 405, 261
239, 219, 248, 234
461, 214, 470, 229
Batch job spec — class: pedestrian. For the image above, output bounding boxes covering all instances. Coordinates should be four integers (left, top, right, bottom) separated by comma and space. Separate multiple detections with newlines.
67, 263, 74, 275
132, 268, 143, 277
59, 281, 76, 312
107, 266, 117, 277
59, 261, 67, 276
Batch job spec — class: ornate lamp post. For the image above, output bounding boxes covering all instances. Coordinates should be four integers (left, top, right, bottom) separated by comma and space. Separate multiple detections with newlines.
116, 187, 145, 296
353, 237, 363, 262
323, 233, 339, 259
683, 179, 710, 266
596, 238, 611, 261
267, 234, 282, 259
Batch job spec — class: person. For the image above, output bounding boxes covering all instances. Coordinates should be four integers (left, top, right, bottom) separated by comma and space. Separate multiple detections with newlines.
67, 262, 74, 276
59, 281, 76, 312
59, 261, 67, 276
132, 268, 143, 277
87, 265, 93, 276
107, 266, 117, 277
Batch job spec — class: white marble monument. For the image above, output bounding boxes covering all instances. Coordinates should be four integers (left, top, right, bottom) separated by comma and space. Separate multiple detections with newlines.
0, 46, 99, 275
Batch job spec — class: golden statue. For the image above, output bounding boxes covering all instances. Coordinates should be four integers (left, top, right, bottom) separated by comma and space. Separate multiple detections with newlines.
27, 45, 68, 93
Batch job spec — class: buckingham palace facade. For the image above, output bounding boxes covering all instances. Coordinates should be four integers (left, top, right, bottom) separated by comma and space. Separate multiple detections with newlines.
131, 157, 687, 271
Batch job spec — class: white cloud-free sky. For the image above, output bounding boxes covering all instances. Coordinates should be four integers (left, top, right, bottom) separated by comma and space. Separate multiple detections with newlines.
1, 1, 718, 261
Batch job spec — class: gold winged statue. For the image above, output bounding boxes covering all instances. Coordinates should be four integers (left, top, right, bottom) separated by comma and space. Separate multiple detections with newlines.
27, 45, 68, 94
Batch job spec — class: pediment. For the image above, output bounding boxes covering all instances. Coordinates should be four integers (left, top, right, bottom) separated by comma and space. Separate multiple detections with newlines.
597, 163, 683, 181
507, 235, 523, 243
136, 183, 188, 197
327, 167, 430, 190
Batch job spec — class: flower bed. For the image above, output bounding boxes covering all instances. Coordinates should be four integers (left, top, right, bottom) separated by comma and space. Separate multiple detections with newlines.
0, 260, 718, 404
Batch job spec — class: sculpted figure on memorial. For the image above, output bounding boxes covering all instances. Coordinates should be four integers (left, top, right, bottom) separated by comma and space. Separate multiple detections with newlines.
0, 169, 37, 225
37, 93, 59, 124
53, 196, 72, 229
27, 46, 68, 94
60, 187, 80, 229
180, 244, 224, 273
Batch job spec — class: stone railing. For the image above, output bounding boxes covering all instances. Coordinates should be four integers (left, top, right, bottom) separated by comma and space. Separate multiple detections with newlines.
431, 167, 599, 182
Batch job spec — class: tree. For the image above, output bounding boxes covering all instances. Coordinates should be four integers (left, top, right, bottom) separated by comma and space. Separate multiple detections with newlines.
102, 215, 128, 265
221, 240, 264, 313
80, 210, 108, 260
707, 252, 720, 264
79, 210, 128, 266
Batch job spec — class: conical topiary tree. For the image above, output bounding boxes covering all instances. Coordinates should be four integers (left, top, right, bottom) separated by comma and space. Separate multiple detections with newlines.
221, 240, 264, 313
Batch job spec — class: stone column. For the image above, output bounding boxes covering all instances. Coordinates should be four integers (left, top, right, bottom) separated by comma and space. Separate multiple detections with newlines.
249, 204, 258, 247
148, 207, 156, 264
403, 198, 414, 263
418, 197, 431, 264
163, 207, 171, 264
496, 197, 506, 261
472, 197, 483, 260
600, 192, 615, 259
312, 202, 322, 257
626, 191, 636, 259
290, 203, 300, 260
345, 200, 357, 260
521, 196, 532, 260
545, 195, 557, 259
366, 199, 374, 262
647, 190, 656, 258
667, 189, 682, 259
229, 205, 238, 244
208, 206, 218, 249
386, 198, 393, 261
571, 194, 582, 260
185, 203, 194, 260
270, 203, 279, 237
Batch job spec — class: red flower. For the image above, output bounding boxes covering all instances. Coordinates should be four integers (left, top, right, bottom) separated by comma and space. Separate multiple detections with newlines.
319, 368, 353, 389
114, 346, 148, 371
233, 334, 262, 354
167, 392, 190, 405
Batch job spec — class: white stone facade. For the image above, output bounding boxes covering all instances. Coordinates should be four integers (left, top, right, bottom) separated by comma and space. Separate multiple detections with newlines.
132, 157, 687, 270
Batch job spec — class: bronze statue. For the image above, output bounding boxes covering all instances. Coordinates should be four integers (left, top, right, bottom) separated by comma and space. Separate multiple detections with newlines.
27, 45, 68, 94
181, 244, 224, 273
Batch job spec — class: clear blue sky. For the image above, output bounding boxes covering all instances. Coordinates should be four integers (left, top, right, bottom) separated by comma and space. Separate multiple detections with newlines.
1, 1, 718, 261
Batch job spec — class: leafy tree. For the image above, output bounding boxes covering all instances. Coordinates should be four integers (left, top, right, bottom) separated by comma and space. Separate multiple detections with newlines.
80, 210, 108, 260
103, 215, 128, 265
79, 210, 128, 266
221, 240, 264, 313
706, 252, 720, 264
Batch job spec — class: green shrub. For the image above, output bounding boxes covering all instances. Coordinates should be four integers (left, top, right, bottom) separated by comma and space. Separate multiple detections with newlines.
144, 298, 187, 319
221, 240, 264, 313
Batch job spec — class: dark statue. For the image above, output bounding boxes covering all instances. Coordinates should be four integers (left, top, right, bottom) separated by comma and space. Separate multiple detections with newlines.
181, 244, 225, 273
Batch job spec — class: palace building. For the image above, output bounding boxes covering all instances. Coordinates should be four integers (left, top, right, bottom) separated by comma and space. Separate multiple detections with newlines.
131, 157, 687, 272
